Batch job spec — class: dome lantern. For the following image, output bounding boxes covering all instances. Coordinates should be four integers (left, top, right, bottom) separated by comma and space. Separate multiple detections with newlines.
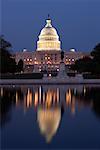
45, 19, 52, 28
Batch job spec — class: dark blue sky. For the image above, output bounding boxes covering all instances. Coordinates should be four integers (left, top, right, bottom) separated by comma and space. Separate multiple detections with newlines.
1, 0, 100, 52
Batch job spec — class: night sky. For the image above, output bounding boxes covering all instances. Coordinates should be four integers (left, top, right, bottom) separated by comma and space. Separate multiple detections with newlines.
1, 0, 100, 52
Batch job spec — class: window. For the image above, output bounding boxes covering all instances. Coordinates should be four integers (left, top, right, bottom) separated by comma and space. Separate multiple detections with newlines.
72, 58, 75, 62
45, 57, 47, 60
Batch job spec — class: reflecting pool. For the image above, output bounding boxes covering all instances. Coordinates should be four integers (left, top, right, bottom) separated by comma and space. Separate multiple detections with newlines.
0, 84, 100, 149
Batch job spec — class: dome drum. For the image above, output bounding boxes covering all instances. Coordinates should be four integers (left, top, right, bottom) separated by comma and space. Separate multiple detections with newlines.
37, 41, 61, 51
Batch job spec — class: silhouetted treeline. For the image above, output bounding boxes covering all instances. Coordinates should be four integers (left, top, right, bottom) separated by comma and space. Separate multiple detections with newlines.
71, 43, 100, 75
0, 36, 23, 74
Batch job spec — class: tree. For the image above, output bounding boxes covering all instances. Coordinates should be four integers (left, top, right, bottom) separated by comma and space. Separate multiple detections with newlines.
91, 43, 100, 63
71, 43, 100, 75
0, 36, 16, 73
0, 35, 12, 49
91, 43, 100, 74
17, 59, 23, 72
71, 56, 93, 73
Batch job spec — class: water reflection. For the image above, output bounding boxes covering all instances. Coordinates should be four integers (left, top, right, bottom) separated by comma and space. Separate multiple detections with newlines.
37, 106, 61, 143
0, 85, 100, 143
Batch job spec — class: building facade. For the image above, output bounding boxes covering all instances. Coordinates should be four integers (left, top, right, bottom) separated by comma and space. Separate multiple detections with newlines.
15, 17, 87, 73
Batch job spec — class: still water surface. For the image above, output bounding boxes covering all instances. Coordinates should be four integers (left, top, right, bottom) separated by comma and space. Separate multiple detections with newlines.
0, 84, 100, 149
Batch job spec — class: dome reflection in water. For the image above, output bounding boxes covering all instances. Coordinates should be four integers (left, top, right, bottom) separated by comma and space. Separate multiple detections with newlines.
37, 107, 61, 143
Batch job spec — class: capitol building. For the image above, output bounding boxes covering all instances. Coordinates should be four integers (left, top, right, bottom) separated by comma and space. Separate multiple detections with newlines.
15, 16, 87, 73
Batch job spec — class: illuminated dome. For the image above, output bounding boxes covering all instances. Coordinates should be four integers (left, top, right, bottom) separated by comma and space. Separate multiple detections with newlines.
37, 107, 61, 143
37, 17, 61, 51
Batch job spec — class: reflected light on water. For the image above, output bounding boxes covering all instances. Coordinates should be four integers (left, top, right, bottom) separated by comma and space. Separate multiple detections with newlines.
0, 87, 3, 97
26, 88, 32, 108
16, 91, 19, 106
0, 85, 100, 144
66, 89, 71, 105
37, 107, 61, 143
34, 91, 38, 107
66, 89, 76, 115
